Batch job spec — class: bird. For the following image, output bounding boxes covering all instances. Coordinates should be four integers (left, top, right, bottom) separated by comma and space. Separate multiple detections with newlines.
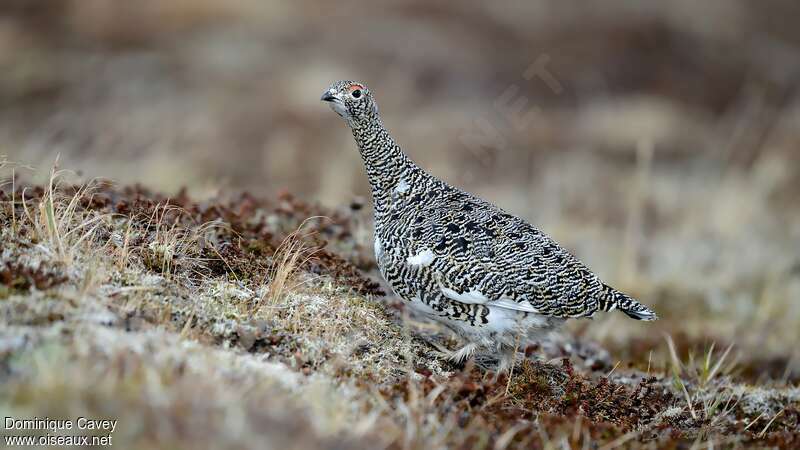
321, 80, 657, 372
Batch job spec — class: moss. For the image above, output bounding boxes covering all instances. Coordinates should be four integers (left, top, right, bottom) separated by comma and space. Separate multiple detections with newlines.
1, 177, 799, 449
0, 257, 68, 292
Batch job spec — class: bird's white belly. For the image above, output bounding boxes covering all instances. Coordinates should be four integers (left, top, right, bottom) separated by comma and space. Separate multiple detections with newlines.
466, 307, 559, 348
486, 306, 550, 333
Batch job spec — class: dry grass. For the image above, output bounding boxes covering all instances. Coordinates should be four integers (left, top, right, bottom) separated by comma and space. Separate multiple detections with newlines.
18, 165, 108, 266
1, 160, 798, 449
2, 1, 799, 446
1, 4, 799, 447
665, 335, 739, 435
252, 220, 321, 318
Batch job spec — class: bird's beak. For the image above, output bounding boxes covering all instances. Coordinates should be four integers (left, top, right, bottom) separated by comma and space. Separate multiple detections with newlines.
320, 90, 336, 102
321, 88, 348, 119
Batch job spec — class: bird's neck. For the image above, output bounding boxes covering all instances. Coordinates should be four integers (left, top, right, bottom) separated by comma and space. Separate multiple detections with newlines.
349, 116, 418, 218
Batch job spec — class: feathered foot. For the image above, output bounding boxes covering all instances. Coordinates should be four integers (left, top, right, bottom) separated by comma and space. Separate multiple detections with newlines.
447, 343, 478, 367
496, 346, 518, 375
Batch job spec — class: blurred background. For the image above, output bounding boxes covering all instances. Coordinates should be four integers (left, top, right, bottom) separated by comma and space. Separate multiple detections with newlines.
2, 1, 799, 369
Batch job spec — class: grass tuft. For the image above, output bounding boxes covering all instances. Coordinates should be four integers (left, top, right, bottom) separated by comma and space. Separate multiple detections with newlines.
1, 162, 798, 449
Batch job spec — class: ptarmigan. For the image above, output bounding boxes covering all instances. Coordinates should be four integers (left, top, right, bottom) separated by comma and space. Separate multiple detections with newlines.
322, 80, 657, 372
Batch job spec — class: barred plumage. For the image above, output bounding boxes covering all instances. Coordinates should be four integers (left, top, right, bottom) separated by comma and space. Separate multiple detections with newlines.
322, 80, 657, 370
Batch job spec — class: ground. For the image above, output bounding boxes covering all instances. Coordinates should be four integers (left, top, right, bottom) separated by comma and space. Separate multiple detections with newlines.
1, 165, 798, 449
1, 1, 800, 448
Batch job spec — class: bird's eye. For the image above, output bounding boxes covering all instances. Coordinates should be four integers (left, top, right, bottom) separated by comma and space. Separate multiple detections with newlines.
351, 89, 362, 99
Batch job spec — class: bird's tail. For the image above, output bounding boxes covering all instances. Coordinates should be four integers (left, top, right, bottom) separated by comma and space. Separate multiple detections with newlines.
600, 284, 658, 321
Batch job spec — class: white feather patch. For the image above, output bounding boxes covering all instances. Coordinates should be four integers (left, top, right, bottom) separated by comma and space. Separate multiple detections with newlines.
490, 298, 540, 313
441, 287, 489, 304
395, 179, 410, 194
374, 238, 383, 260
406, 249, 435, 267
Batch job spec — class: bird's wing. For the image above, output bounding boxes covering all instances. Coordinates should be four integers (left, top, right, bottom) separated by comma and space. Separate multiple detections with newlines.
428, 190, 605, 318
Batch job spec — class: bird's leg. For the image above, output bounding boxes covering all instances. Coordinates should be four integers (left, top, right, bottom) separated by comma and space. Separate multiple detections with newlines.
496, 345, 518, 375
415, 334, 468, 367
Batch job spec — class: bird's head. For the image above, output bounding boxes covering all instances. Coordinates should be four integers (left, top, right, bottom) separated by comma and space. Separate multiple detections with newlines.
321, 80, 378, 124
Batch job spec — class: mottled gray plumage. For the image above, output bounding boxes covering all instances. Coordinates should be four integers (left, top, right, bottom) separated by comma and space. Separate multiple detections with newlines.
322, 80, 657, 370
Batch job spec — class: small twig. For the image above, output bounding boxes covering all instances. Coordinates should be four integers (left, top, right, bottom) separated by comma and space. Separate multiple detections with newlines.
664, 333, 683, 376
11, 167, 16, 233
780, 352, 796, 384
743, 412, 764, 431
505, 333, 522, 395
679, 379, 697, 421
209, 244, 241, 284
180, 310, 195, 338
758, 409, 783, 438
706, 343, 734, 384
606, 360, 622, 378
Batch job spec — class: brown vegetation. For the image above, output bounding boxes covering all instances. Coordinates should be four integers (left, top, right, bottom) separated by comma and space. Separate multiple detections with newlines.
1, 1, 799, 448
1, 166, 798, 449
